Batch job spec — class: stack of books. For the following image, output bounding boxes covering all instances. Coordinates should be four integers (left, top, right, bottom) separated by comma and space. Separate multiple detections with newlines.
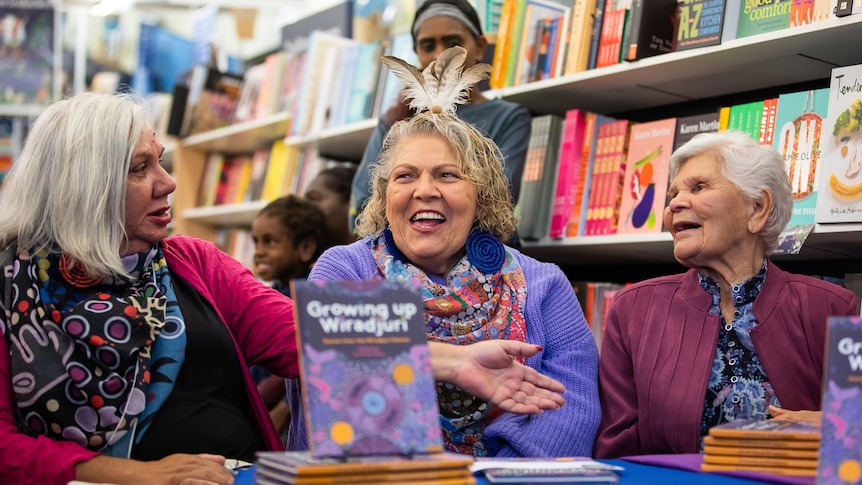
253, 451, 475, 484
701, 419, 821, 477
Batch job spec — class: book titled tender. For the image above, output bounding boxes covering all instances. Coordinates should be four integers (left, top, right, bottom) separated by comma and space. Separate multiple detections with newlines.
291, 279, 441, 458
815, 64, 862, 223
817, 316, 862, 484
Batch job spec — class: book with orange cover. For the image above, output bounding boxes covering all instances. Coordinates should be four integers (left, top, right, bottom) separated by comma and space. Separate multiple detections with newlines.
703, 445, 818, 460
254, 451, 473, 477
255, 459, 474, 484
702, 435, 819, 450
491, 0, 519, 89
707, 419, 821, 441
700, 463, 817, 477
584, 119, 630, 235
703, 454, 818, 469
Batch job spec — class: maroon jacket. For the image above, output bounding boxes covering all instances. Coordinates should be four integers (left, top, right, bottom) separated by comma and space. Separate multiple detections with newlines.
595, 260, 858, 458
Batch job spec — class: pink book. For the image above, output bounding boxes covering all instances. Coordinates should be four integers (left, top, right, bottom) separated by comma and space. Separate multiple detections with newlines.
596, 120, 631, 235
549, 109, 588, 238
616, 118, 676, 235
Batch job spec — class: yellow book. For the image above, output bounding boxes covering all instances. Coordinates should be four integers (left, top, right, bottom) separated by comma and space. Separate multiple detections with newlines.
491, 0, 519, 89
233, 156, 254, 203
260, 139, 290, 201
718, 106, 731, 131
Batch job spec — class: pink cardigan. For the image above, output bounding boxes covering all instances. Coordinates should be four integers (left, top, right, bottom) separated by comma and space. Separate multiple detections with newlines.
0, 236, 299, 484
595, 260, 858, 458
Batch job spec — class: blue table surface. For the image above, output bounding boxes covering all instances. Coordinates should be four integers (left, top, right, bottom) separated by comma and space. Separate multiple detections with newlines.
234, 458, 785, 484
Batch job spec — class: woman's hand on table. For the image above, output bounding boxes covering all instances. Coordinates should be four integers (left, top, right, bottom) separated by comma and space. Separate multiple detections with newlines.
769, 405, 822, 425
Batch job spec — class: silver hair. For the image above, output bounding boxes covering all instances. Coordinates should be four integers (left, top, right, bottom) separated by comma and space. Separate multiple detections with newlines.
0, 92, 146, 277
669, 130, 792, 252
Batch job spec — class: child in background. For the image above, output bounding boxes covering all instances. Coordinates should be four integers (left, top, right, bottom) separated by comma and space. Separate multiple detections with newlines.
251, 194, 327, 295
250, 195, 327, 438
303, 165, 358, 249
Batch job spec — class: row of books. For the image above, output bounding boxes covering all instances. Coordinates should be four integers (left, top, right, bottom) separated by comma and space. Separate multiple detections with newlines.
517, 62, 862, 242
516, 109, 707, 241
488, 0, 860, 88
702, 419, 820, 477
227, 30, 416, 137
197, 140, 338, 209
572, 280, 627, 350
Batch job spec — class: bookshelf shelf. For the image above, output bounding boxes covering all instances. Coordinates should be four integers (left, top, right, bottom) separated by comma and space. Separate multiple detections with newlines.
181, 112, 291, 154
502, 16, 862, 116
0, 104, 45, 117
316, 118, 377, 161
182, 200, 269, 226
520, 224, 862, 265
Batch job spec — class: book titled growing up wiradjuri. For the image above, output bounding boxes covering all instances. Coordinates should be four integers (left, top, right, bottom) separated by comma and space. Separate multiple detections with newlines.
290, 279, 442, 459
817, 316, 862, 485
254, 450, 475, 485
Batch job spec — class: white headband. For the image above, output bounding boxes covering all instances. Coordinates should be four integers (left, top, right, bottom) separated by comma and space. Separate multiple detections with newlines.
412, 4, 481, 40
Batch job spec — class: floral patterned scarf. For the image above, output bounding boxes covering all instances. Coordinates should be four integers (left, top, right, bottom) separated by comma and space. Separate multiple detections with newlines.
0, 245, 186, 457
371, 232, 528, 456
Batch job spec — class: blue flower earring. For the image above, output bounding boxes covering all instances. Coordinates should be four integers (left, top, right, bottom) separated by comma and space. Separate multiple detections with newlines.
382, 227, 408, 264
466, 229, 506, 274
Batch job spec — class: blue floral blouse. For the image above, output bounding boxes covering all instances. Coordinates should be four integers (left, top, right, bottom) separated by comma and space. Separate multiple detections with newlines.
699, 257, 781, 440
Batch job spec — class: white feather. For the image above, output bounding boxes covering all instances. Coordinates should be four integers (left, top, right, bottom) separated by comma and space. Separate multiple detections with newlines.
381, 46, 491, 114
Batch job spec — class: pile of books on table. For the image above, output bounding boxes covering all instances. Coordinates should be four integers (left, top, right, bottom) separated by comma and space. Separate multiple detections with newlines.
253, 451, 475, 484
701, 418, 821, 477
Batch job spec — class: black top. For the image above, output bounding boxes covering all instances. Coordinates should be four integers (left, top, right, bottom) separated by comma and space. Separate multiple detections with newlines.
132, 272, 265, 462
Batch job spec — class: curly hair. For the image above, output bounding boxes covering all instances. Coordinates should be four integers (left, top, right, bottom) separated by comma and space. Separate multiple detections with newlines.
257, 195, 328, 260
354, 111, 517, 241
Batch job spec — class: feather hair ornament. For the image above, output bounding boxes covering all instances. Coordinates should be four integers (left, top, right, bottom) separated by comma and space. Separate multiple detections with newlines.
381, 46, 492, 115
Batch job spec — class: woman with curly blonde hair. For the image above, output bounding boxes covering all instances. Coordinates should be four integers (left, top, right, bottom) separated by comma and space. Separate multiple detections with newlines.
286, 47, 600, 458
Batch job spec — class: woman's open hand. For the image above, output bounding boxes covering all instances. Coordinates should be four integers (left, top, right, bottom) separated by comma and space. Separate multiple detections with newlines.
768, 405, 822, 425
429, 340, 566, 414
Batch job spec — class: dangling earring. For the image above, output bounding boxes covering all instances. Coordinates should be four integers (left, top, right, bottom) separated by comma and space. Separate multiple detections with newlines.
466, 229, 506, 274
58, 254, 103, 288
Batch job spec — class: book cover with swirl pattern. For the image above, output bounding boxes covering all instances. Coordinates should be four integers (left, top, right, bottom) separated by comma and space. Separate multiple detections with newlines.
291, 279, 441, 459
817, 316, 862, 485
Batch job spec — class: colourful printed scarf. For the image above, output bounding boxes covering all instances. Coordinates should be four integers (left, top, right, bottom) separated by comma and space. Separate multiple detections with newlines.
371, 233, 528, 456
0, 245, 186, 457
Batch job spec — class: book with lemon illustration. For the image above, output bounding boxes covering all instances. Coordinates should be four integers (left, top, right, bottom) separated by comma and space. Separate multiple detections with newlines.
815, 63, 862, 223
291, 279, 441, 458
